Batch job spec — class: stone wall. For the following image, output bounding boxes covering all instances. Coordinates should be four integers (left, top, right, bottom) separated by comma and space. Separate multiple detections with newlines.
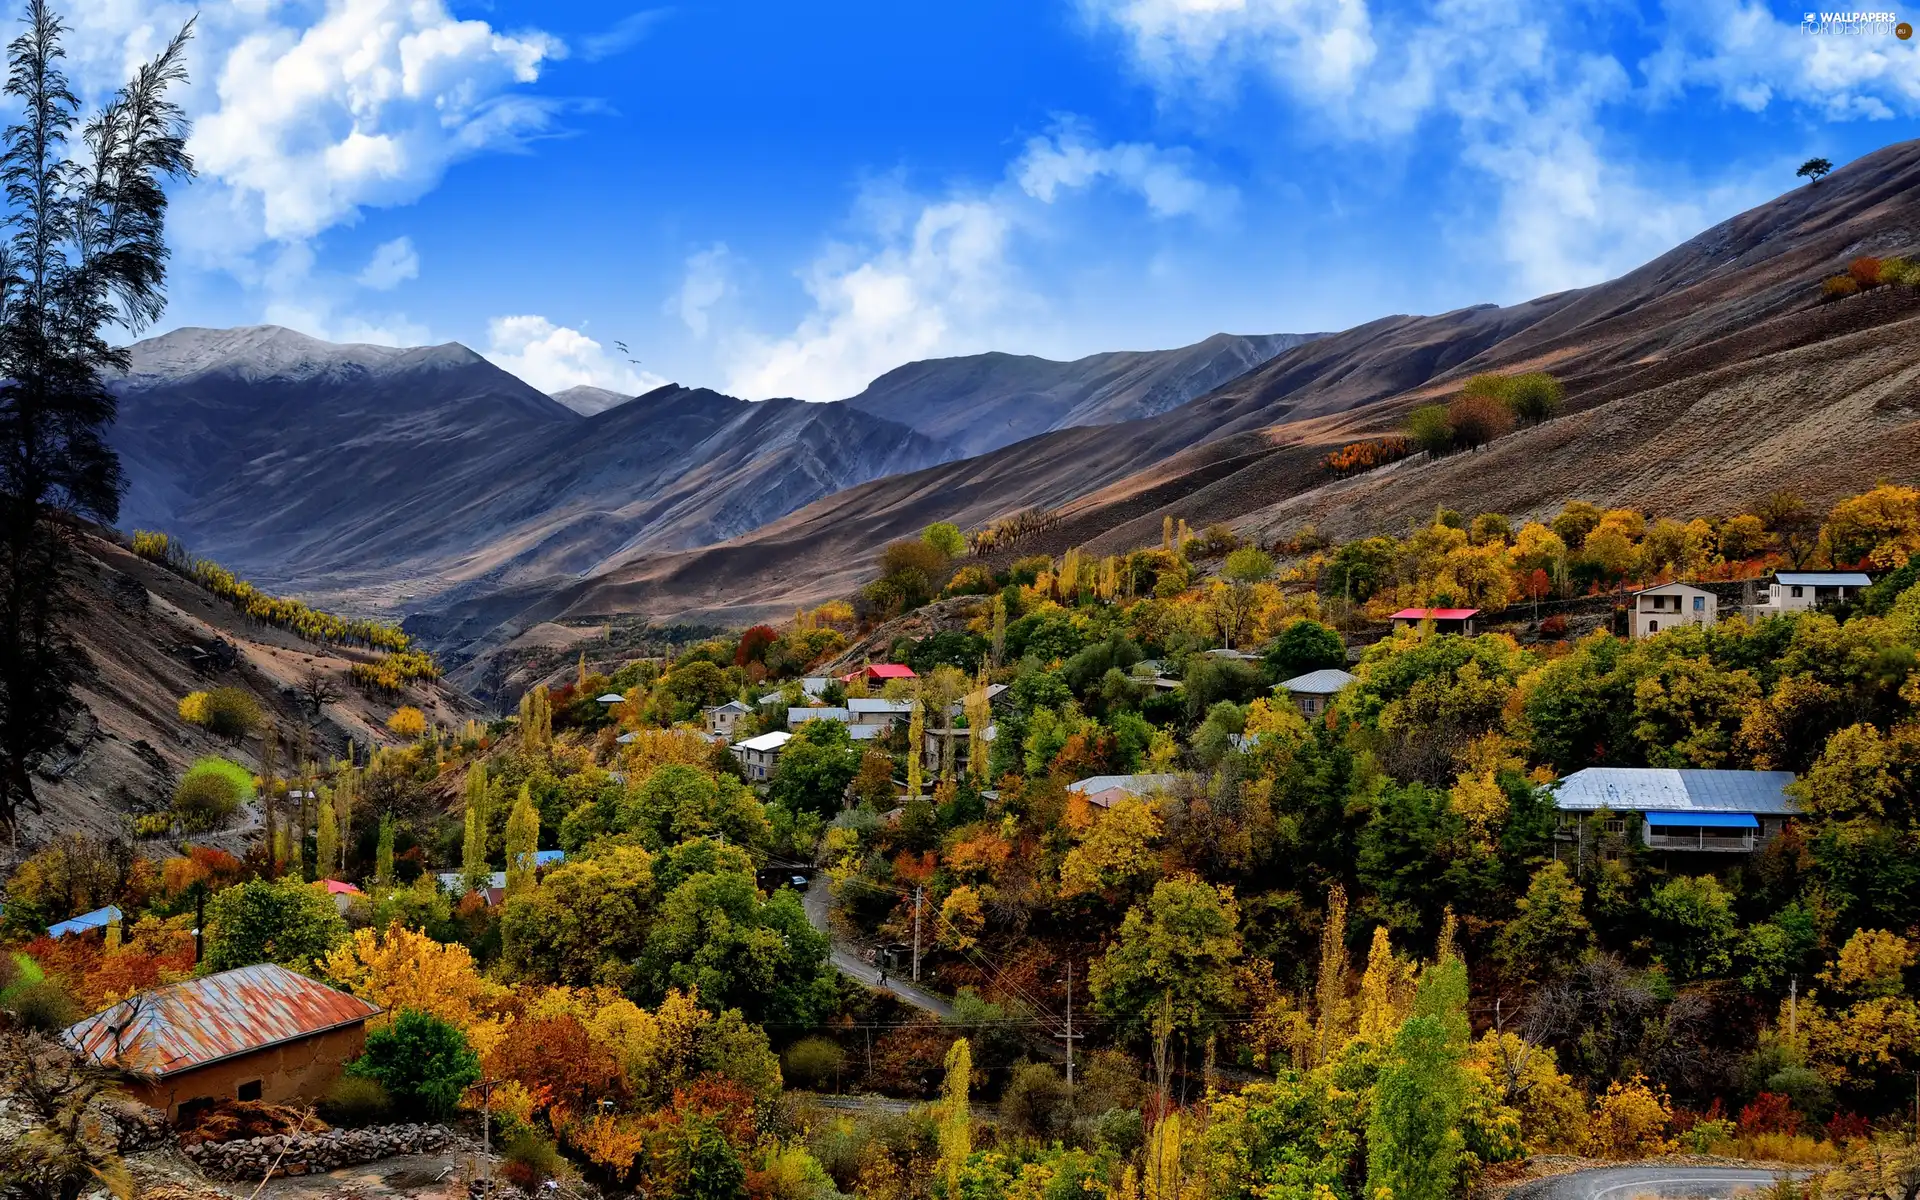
181, 1122, 451, 1179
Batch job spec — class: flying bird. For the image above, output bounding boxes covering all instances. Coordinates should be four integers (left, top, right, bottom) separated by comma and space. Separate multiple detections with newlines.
614, 339, 642, 366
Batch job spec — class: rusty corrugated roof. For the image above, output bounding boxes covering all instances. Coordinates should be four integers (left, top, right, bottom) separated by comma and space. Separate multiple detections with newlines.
63, 963, 380, 1078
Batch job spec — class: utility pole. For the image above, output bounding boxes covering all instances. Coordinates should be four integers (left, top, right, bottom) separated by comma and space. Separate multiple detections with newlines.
1060, 960, 1079, 1087
912, 886, 924, 983
1788, 976, 1798, 1041
467, 1077, 501, 1192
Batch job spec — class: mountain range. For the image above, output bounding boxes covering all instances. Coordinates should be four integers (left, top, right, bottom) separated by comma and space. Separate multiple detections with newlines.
108, 325, 1311, 613
106, 139, 1920, 676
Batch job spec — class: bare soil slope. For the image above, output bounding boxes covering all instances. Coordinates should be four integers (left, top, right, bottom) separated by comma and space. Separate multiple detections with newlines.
18, 531, 479, 853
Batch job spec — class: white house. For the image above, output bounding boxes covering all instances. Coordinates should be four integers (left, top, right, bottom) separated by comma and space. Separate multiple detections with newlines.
731, 730, 792, 781
1756, 572, 1871, 613
1275, 668, 1356, 718
1630, 582, 1718, 638
703, 699, 752, 739
849, 697, 915, 731
1550, 767, 1799, 862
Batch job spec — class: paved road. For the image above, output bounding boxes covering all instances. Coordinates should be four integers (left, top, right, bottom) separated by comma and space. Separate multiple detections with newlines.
1512, 1166, 1811, 1200
802, 875, 955, 1019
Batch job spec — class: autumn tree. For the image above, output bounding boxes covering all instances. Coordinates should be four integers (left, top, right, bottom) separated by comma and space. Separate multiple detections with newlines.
385, 706, 426, 739
1092, 873, 1242, 1043
1367, 956, 1472, 1200
500, 844, 656, 986
1496, 862, 1592, 983
461, 764, 489, 887
938, 1038, 972, 1198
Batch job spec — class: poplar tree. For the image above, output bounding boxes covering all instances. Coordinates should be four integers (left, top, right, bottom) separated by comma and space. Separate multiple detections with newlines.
937, 1038, 972, 1197
990, 593, 1006, 666
1313, 883, 1351, 1065
374, 813, 394, 886
504, 783, 538, 896
461, 764, 489, 886
314, 790, 337, 881
0, 3, 195, 837
518, 686, 551, 753
906, 700, 924, 798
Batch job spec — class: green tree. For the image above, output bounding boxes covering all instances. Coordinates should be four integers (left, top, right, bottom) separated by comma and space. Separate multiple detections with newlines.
638, 868, 835, 1028
1223, 545, 1275, 583
172, 757, 254, 831
1496, 862, 1591, 982
1091, 874, 1242, 1041
203, 878, 347, 972
461, 764, 489, 886
374, 814, 395, 887
768, 718, 860, 817
1264, 620, 1345, 683
500, 844, 656, 986
618, 763, 768, 849
1505, 373, 1564, 423
1367, 957, 1471, 1200
0, 4, 195, 838
1797, 157, 1832, 184
922, 521, 967, 559
1645, 875, 1738, 982
201, 687, 262, 743
315, 791, 339, 881
1406, 403, 1453, 454
347, 1009, 479, 1120
683, 1118, 747, 1200
504, 783, 539, 896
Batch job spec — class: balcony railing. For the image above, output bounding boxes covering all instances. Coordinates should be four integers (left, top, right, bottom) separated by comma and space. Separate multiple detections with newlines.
1643, 829, 1756, 852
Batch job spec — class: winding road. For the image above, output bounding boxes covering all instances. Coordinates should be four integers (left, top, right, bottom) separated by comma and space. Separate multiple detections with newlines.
803, 874, 954, 1019
1510, 1166, 1810, 1200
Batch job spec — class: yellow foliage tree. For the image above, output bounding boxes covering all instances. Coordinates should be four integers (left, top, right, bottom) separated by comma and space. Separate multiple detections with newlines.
1467, 1031, 1586, 1152
177, 691, 210, 725
504, 784, 539, 897
1354, 925, 1415, 1045
1584, 1077, 1673, 1158
939, 1038, 972, 1198
321, 922, 509, 1056
939, 885, 985, 952
385, 706, 427, 738
1059, 797, 1163, 898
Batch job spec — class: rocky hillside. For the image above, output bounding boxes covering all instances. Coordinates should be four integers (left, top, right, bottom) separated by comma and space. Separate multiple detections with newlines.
843, 332, 1319, 456
503, 138, 1920, 638
17, 530, 479, 852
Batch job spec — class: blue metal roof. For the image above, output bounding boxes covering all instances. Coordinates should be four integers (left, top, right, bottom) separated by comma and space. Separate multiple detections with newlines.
534, 849, 565, 866
47, 905, 121, 938
1552, 768, 1799, 815
1646, 811, 1758, 828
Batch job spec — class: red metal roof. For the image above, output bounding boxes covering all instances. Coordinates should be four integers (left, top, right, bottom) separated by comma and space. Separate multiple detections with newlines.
63, 963, 380, 1079
322, 880, 362, 895
1390, 607, 1480, 620
839, 663, 917, 682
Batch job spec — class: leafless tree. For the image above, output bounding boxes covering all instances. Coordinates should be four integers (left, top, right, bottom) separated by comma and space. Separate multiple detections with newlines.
297, 671, 341, 725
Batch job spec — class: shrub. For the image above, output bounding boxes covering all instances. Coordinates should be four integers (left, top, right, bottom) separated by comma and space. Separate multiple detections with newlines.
943, 564, 998, 597
782, 1036, 847, 1091
173, 757, 256, 832
1406, 404, 1453, 454
385, 706, 427, 738
501, 1131, 564, 1188
1446, 392, 1516, 449
1506, 372, 1565, 422
320, 1075, 393, 1127
6, 978, 78, 1032
201, 687, 262, 741
1324, 436, 1411, 477
1822, 275, 1858, 300
1739, 1093, 1800, 1138
1826, 1111, 1870, 1143
1539, 615, 1568, 637
1585, 1077, 1673, 1158
1847, 256, 1882, 287
347, 1009, 479, 1120
1001, 1063, 1072, 1140
1880, 256, 1916, 286
176, 691, 210, 725
133, 813, 173, 838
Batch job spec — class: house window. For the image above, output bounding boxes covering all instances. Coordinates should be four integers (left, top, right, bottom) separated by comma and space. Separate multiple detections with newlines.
1647, 620, 1658, 633
1792, 585, 1804, 598
1693, 596, 1705, 611
237, 1080, 263, 1102
1602, 818, 1626, 835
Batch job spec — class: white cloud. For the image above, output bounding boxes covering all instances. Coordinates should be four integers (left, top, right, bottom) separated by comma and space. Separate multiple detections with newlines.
671, 244, 733, 338
581, 9, 672, 62
186, 0, 560, 246
357, 237, 420, 290
1081, 0, 1920, 295
484, 315, 667, 395
725, 192, 1031, 401
1016, 118, 1233, 218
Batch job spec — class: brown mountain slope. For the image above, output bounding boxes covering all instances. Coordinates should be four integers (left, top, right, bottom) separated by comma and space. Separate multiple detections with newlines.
16, 531, 480, 853
426, 139, 1920, 655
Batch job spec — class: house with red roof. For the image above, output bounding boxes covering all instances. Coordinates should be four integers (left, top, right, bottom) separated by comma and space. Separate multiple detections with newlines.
838, 663, 916, 684
1389, 607, 1480, 635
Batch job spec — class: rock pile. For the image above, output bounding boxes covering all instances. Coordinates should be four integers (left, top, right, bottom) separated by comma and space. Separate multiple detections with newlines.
181, 1122, 451, 1179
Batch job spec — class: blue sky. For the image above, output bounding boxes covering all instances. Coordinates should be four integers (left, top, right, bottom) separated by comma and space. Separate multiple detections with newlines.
74, 0, 1920, 399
